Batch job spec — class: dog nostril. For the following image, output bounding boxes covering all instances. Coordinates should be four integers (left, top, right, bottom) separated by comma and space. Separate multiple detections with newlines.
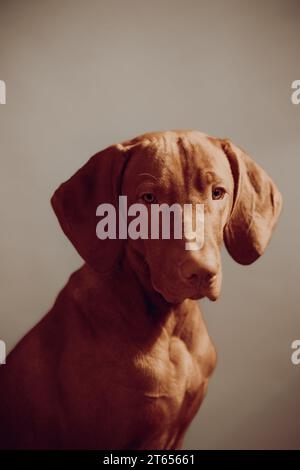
180, 261, 200, 282
180, 258, 218, 284
187, 273, 198, 282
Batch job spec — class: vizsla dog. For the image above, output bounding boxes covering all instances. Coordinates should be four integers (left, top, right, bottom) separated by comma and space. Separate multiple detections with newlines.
0, 131, 282, 449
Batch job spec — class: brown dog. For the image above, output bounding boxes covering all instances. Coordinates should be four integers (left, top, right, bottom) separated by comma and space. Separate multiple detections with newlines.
0, 131, 282, 449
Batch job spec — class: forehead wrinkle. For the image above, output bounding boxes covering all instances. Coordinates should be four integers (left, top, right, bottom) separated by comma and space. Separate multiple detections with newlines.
176, 136, 194, 194
135, 134, 195, 198
154, 134, 180, 187
135, 135, 174, 191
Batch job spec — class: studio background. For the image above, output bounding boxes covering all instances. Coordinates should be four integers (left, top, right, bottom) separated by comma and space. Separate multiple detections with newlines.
0, 0, 299, 449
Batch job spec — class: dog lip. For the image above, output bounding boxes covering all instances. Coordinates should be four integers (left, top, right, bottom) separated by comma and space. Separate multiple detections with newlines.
152, 274, 219, 303
152, 282, 197, 304
151, 282, 181, 303
207, 292, 218, 301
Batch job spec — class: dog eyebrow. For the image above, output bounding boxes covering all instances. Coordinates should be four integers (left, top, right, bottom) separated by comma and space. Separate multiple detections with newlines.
138, 173, 159, 181
202, 170, 225, 185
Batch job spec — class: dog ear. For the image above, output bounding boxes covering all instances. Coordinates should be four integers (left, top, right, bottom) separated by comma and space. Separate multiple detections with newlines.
51, 142, 132, 275
221, 139, 282, 265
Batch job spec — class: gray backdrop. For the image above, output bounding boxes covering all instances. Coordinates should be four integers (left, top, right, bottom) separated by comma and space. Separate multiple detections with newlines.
0, 0, 299, 449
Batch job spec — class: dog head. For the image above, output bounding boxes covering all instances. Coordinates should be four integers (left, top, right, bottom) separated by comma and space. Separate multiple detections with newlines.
51, 130, 282, 303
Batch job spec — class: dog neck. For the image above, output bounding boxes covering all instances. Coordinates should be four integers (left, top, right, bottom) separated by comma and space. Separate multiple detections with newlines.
115, 244, 193, 337
76, 246, 193, 340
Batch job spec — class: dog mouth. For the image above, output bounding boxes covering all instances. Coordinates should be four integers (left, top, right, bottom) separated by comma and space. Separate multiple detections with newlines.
152, 277, 220, 303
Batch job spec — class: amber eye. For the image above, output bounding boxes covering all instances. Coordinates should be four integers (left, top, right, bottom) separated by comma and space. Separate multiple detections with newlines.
142, 193, 156, 204
212, 187, 226, 200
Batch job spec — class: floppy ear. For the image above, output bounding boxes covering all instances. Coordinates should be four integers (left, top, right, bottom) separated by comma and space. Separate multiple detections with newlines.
51, 143, 132, 275
221, 139, 282, 265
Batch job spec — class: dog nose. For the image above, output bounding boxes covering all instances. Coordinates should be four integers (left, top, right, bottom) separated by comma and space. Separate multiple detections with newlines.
180, 254, 218, 284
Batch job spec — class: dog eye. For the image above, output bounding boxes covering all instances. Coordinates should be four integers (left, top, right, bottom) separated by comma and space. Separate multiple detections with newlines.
142, 193, 156, 204
212, 187, 226, 200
